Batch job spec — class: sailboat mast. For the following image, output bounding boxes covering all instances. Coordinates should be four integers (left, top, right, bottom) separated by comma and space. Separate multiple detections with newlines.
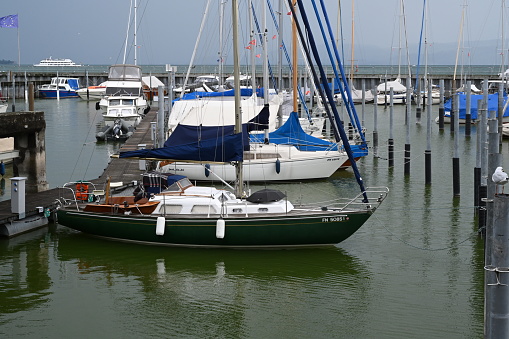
292, 0, 298, 112
232, 0, 243, 198
219, 1, 225, 88
134, 0, 137, 65
249, 0, 257, 90
123, 0, 133, 64
349, 0, 355, 85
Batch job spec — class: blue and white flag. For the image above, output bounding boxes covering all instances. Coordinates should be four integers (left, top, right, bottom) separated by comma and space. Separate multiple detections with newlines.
0, 15, 18, 28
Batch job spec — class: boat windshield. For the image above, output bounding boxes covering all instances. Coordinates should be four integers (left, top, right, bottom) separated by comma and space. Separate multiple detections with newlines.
106, 87, 141, 96
108, 65, 142, 81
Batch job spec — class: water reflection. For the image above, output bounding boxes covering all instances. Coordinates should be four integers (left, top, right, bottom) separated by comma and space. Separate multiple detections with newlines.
0, 227, 54, 315
55, 230, 370, 338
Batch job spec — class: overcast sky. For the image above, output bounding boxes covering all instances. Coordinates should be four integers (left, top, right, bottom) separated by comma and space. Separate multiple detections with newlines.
0, 0, 506, 66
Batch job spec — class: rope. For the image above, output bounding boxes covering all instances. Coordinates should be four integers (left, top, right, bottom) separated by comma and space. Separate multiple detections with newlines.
372, 213, 480, 252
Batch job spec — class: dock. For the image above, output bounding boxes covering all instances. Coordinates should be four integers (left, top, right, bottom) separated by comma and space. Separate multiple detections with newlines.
0, 109, 158, 236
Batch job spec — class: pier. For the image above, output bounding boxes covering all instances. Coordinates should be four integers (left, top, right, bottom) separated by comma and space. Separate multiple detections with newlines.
0, 108, 157, 237
0, 64, 505, 99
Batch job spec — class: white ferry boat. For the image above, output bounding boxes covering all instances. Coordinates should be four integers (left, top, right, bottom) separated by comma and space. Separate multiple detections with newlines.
34, 57, 81, 67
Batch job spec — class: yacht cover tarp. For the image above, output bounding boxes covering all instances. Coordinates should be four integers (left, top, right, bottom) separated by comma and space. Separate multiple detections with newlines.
250, 111, 337, 151
119, 132, 244, 162
444, 92, 508, 119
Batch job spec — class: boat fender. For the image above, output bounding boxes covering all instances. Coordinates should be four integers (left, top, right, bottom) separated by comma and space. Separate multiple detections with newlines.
156, 216, 165, 236
275, 158, 281, 174
216, 218, 225, 239
0, 161, 5, 176
95, 102, 100, 110
205, 164, 211, 177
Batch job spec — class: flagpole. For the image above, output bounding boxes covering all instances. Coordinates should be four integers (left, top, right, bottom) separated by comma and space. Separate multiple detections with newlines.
17, 14, 20, 66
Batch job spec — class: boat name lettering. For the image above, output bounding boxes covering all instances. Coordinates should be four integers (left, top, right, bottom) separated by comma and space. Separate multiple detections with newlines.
327, 158, 341, 162
322, 216, 345, 222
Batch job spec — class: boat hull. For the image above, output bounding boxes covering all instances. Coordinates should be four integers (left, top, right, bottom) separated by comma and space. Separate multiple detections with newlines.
161, 154, 345, 182
38, 90, 78, 98
57, 208, 372, 248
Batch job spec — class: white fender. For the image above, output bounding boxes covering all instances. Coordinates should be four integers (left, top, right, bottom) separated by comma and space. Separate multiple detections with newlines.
216, 218, 225, 239
156, 216, 165, 236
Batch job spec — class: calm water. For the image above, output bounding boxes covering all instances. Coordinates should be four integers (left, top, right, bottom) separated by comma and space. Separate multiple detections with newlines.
0, 98, 495, 338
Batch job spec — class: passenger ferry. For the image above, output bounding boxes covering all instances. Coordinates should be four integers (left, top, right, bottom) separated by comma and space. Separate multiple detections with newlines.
34, 57, 81, 67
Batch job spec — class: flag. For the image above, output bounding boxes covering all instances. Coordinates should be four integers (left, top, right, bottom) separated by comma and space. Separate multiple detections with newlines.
0, 15, 18, 28
245, 46, 252, 50
249, 39, 256, 45
255, 54, 261, 58
272, 35, 277, 40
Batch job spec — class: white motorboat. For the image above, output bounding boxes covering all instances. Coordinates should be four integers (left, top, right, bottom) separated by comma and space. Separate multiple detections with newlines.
37, 77, 80, 98
97, 64, 149, 128
76, 82, 107, 101
376, 78, 407, 105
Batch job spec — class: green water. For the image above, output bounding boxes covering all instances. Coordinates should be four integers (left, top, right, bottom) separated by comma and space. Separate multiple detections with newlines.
0, 99, 493, 338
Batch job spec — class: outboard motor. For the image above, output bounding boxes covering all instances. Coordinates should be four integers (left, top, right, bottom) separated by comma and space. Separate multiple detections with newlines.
112, 119, 122, 138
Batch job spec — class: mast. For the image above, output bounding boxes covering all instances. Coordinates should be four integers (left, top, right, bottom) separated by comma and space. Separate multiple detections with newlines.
219, 0, 226, 88
292, 0, 298, 113
249, 0, 257, 92
134, 0, 137, 65
123, 0, 133, 64
232, 0, 243, 198
262, 0, 270, 142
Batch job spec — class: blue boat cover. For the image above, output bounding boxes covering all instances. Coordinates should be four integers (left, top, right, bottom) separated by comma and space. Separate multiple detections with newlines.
250, 111, 337, 151
120, 102, 270, 162
119, 132, 244, 162
445, 92, 508, 119
250, 111, 368, 158
67, 79, 80, 90
174, 88, 267, 103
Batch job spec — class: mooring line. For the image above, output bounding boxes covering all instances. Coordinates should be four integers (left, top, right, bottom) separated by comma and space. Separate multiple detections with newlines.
372, 213, 480, 252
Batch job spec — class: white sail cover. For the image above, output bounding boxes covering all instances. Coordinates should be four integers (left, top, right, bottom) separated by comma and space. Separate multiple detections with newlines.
377, 78, 407, 93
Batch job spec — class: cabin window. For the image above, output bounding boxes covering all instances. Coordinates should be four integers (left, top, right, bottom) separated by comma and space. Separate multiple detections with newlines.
191, 205, 218, 214
123, 99, 134, 105
258, 208, 269, 213
160, 204, 182, 214
178, 177, 192, 188
232, 208, 243, 213
165, 182, 181, 192
110, 99, 121, 106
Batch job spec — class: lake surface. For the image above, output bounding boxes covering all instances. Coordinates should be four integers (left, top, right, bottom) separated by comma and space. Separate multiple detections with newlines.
0, 98, 496, 338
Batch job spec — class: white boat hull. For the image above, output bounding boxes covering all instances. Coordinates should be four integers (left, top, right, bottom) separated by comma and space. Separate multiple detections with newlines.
159, 144, 347, 182
376, 93, 407, 105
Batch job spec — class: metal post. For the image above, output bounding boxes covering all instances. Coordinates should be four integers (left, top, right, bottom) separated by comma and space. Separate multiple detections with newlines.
404, 79, 411, 175
485, 195, 509, 339
388, 87, 394, 167
465, 80, 471, 134
438, 79, 445, 130
425, 80, 432, 184
157, 86, 165, 148
453, 93, 460, 196
373, 89, 378, 158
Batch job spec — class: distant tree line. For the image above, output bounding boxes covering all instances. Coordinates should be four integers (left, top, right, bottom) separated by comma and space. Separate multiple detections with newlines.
0, 59, 14, 65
